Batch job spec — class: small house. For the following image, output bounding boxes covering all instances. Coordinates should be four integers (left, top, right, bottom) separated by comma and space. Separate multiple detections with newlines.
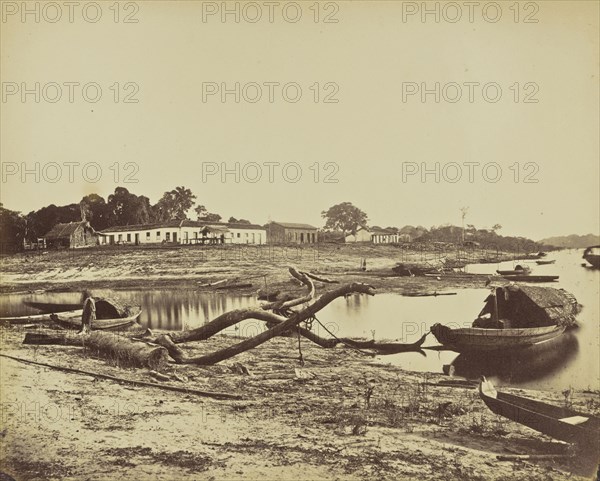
344, 227, 372, 243
266, 222, 318, 244
44, 221, 99, 248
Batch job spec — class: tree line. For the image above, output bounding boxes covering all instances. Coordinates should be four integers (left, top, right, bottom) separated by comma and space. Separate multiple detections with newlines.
0, 186, 251, 252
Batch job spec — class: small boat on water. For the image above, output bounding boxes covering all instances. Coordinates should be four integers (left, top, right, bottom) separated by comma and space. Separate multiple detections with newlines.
0, 298, 141, 331
430, 285, 579, 353
496, 265, 531, 276
0, 308, 142, 331
479, 377, 600, 451
0, 310, 83, 324
582, 245, 600, 268
54, 307, 142, 331
535, 259, 556, 265
502, 274, 559, 282
23, 301, 83, 313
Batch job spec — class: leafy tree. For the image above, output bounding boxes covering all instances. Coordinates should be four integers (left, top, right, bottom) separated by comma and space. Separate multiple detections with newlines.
25, 203, 81, 240
321, 202, 368, 235
107, 187, 152, 226
492, 224, 502, 232
0, 204, 26, 253
228, 217, 251, 224
154, 186, 196, 221
80, 194, 110, 231
195, 205, 221, 223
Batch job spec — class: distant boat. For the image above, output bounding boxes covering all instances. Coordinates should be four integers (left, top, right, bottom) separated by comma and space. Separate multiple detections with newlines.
535, 259, 556, 265
582, 245, 600, 268
502, 274, 559, 282
496, 265, 531, 276
479, 377, 599, 451
430, 285, 579, 353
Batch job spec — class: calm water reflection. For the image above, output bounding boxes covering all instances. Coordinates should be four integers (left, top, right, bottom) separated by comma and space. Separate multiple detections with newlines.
1, 249, 597, 391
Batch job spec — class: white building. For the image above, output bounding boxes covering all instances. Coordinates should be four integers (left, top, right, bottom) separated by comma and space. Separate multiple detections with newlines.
345, 227, 400, 244
344, 227, 372, 243
100, 220, 267, 246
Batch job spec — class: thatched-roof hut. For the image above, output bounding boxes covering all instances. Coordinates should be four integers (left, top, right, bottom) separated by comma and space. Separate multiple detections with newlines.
478, 285, 580, 329
44, 221, 99, 248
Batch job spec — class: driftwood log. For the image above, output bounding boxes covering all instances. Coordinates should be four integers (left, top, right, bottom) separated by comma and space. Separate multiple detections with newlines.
24, 331, 169, 370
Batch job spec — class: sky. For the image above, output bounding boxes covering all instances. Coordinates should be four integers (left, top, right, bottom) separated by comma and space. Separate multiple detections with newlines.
1, 0, 598, 240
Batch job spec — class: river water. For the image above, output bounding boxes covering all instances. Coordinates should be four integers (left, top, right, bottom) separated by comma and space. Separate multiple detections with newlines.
1, 249, 598, 391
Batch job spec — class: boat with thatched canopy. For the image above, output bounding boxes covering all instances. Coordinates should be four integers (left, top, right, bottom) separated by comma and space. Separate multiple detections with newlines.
583, 245, 600, 268
430, 285, 580, 353
496, 264, 531, 276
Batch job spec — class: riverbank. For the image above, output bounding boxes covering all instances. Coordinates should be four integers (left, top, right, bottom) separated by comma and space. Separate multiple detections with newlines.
0, 325, 598, 481
0, 243, 527, 295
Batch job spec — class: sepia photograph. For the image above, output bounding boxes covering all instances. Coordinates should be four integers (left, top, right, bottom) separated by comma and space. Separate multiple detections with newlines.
0, 1, 599, 480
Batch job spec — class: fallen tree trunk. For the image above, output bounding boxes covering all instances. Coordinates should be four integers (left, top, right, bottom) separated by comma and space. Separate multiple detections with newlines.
24, 331, 169, 370
157, 282, 375, 365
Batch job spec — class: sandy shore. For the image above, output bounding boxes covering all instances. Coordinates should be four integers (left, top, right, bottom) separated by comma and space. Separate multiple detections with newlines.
0, 325, 598, 481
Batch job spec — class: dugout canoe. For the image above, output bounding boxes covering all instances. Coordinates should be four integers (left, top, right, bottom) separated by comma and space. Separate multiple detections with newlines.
535, 259, 556, 265
53, 307, 142, 331
479, 377, 599, 451
502, 275, 559, 282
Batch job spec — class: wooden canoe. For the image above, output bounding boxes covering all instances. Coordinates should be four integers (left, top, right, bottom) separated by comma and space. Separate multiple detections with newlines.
54, 308, 142, 331
479, 377, 600, 451
23, 301, 83, 313
430, 323, 566, 353
0, 310, 83, 325
502, 275, 559, 282
535, 259, 556, 265
496, 265, 531, 276
0, 308, 142, 331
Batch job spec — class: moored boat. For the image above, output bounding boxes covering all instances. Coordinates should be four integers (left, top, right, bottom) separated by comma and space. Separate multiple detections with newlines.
582, 245, 600, 268
502, 275, 559, 282
479, 377, 600, 451
0, 298, 141, 331
496, 265, 531, 276
23, 301, 83, 313
0, 310, 83, 325
53, 307, 142, 331
430, 285, 579, 353
431, 324, 565, 352
535, 259, 556, 265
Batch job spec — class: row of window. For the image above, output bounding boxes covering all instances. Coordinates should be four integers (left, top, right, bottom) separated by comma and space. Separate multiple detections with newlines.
102, 230, 263, 243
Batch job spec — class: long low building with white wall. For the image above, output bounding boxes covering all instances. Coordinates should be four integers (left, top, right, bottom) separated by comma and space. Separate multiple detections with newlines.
100, 220, 267, 245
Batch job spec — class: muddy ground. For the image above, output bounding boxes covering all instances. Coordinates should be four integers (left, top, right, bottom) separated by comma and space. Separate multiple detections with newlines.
1, 244, 598, 480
